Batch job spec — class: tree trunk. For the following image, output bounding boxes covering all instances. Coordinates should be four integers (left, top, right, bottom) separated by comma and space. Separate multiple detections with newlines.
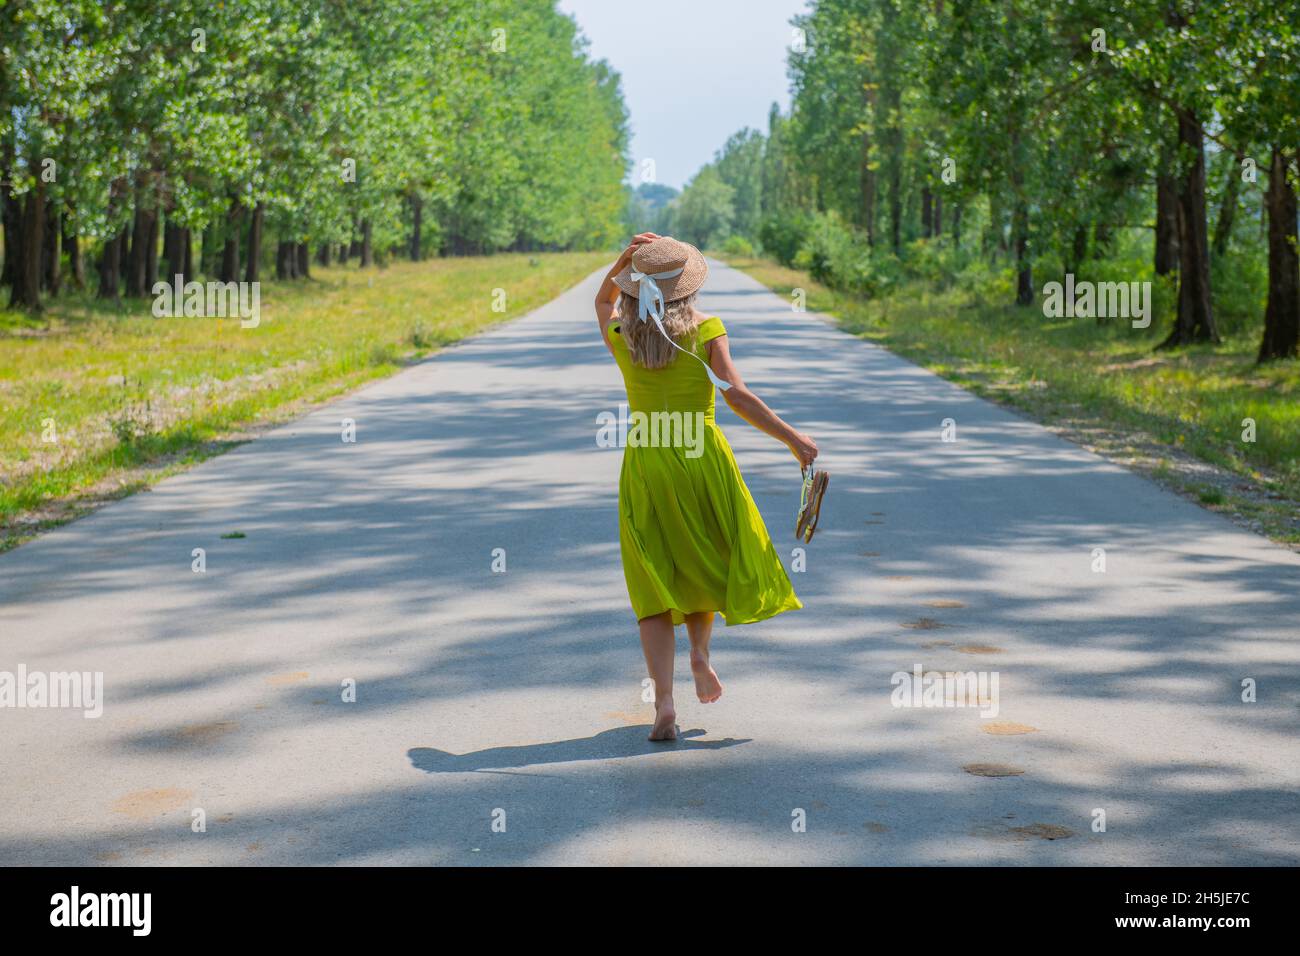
144, 209, 159, 291
98, 227, 125, 301
125, 199, 144, 297
1014, 240, 1032, 304
1212, 151, 1243, 259
42, 200, 60, 295
1067, 225, 1087, 277
1009, 140, 1032, 303
1, 193, 20, 293
162, 219, 187, 282
0, 133, 18, 294
200, 221, 216, 277
1155, 172, 1179, 276
921, 186, 933, 239
360, 219, 373, 266
316, 242, 330, 266
122, 218, 132, 272
987, 195, 1005, 257
13, 184, 45, 310
879, 4, 902, 254
1012, 199, 1032, 305
296, 241, 310, 278
65, 215, 84, 289
933, 194, 942, 237
220, 198, 242, 284
887, 161, 902, 253
1159, 106, 1218, 347
409, 194, 422, 260
860, 114, 876, 247
162, 219, 178, 276
126, 197, 156, 297
952, 203, 962, 246
244, 202, 263, 283
182, 227, 193, 281
96, 202, 128, 301
275, 240, 294, 280
1258, 147, 1299, 361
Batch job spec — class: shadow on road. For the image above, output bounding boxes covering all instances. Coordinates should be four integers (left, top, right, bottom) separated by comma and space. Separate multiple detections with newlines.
408, 727, 751, 773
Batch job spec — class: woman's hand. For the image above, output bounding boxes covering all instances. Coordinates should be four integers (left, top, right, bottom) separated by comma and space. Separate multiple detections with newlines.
788, 431, 819, 468
598, 233, 659, 353
615, 232, 659, 269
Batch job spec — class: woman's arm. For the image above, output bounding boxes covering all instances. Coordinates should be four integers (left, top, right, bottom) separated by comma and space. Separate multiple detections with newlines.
708, 333, 818, 467
596, 232, 659, 354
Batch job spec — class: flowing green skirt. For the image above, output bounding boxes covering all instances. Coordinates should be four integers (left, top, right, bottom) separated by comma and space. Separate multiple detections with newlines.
618, 422, 802, 626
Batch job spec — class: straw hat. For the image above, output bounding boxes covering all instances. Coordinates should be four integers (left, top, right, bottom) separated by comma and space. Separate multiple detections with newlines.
612, 236, 708, 302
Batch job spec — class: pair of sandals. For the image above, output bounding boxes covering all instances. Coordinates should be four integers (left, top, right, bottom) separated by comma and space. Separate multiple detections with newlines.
795, 464, 829, 543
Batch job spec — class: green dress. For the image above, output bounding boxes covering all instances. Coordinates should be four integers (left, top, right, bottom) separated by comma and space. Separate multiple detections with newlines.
609, 315, 802, 626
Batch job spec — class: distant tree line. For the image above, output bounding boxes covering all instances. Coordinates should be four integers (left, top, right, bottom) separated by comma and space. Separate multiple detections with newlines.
1, 0, 630, 311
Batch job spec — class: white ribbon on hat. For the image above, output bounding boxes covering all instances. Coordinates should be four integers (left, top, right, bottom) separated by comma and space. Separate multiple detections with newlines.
630, 265, 732, 391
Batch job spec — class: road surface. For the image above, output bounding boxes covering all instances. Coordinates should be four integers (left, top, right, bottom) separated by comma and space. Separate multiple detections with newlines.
2, 259, 1298, 865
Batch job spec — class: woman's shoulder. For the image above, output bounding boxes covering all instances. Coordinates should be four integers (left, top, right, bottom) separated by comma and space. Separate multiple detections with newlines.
694, 314, 727, 343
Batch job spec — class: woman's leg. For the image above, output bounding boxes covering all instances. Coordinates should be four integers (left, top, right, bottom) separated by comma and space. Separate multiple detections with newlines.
638, 611, 677, 740
685, 611, 723, 703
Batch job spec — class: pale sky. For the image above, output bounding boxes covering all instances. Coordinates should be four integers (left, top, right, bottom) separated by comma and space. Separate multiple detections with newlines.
557, 0, 811, 190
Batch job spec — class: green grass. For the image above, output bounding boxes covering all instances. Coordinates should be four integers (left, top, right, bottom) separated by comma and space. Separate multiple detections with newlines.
723, 254, 1300, 545
1, 252, 608, 549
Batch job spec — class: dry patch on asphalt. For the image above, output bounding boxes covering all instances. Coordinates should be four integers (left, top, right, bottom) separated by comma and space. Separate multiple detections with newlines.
963, 763, 1025, 778
902, 617, 948, 630
266, 671, 310, 686
982, 722, 1038, 736
111, 787, 194, 819
171, 720, 240, 747
972, 822, 1075, 842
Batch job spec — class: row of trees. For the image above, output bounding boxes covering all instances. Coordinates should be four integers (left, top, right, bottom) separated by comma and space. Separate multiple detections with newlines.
673, 0, 1299, 361
1, 0, 629, 311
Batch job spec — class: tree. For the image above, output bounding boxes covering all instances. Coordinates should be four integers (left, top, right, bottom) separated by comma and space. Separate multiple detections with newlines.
672, 167, 736, 249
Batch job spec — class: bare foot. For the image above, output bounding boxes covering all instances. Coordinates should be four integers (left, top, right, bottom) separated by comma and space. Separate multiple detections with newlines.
649, 695, 678, 741
690, 652, 723, 703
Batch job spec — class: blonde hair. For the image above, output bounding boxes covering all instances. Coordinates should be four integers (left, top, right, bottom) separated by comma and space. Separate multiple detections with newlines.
617, 291, 699, 369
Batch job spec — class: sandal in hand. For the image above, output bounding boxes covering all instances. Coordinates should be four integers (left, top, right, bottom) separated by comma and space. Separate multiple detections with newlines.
795, 464, 829, 544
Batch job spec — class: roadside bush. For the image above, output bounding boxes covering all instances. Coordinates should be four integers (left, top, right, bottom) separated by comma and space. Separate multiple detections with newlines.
758, 213, 809, 267
901, 237, 975, 289
410, 320, 435, 349
792, 211, 898, 298
721, 234, 755, 257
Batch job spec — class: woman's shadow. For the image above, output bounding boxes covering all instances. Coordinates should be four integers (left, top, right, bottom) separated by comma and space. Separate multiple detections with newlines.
409, 726, 750, 774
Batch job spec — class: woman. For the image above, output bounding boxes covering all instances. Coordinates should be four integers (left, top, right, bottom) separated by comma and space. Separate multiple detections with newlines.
595, 233, 820, 741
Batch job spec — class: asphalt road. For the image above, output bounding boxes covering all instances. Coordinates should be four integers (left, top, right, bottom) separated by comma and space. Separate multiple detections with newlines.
2, 259, 1298, 865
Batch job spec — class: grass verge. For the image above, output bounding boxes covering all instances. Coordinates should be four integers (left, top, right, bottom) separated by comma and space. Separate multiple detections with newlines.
1, 252, 607, 551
